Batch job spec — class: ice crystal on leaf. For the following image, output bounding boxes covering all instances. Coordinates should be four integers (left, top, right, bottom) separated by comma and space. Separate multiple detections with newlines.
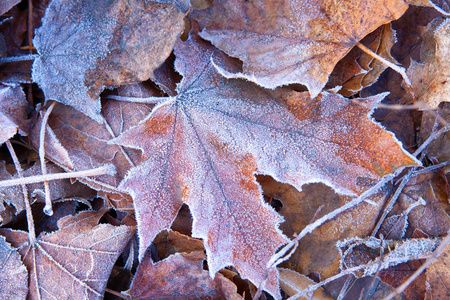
113, 33, 418, 299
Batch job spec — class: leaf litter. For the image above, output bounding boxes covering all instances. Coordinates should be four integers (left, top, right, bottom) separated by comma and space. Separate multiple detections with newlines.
0, 1, 449, 299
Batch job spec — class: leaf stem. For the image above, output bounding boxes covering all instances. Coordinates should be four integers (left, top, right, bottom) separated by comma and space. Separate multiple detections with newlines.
357, 42, 415, 99
0, 165, 115, 188
5, 140, 37, 244
0, 54, 38, 63
39, 101, 56, 216
106, 95, 166, 104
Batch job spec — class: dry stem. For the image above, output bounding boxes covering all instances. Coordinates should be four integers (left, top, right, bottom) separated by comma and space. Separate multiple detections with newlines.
39, 101, 56, 216
0, 165, 115, 188
5, 140, 36, 244
357, 42, 414, 99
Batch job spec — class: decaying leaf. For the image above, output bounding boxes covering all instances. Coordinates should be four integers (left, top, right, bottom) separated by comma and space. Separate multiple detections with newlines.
426, 242, 450, 299
398, 171, 450, 237
27, 97, 153, 200
0, 235, 28, 300
278, 268, 332, 299
129, 251, 242, 300
32, 0, 186, 122
407, 18, 450, 108
258, 176, 390, 279
192, 0, 408, 96
420, 102, 450, 171
0, 160, 96, 225
0, 0, 20, 17
0, 83, 30, 144
113, 33, 417, 298
335, 24, 399, 97
0, 210, 135, 299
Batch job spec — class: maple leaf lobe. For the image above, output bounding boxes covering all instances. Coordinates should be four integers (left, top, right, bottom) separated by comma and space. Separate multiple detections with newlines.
192, 0, 408, 96
114, 32, 417, 299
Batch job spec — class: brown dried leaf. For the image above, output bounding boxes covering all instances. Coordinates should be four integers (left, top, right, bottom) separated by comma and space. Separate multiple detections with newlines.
113, 33, 417, 298
152, 230, 205, 261
27, 97, 153, 200
0, 0, 20, 17
0, 235, 28, 300
0, 83, 30, 145
407, 18, 450, 108
0, 210, 135, 299
32, 0, 186, 122
278, 268, 332, 299
426, 242, 450, 299
329, 24, 399, 97
399, 171, 450, 237
129, 251, 242, 300
0, 160, 96, 225
420, 102, 450, 171
258, 176, 390, 278
192, 0, 408, 96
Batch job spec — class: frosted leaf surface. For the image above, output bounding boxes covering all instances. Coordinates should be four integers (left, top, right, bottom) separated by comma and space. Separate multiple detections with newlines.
192, 0, 408, 97
130, 251, 242, 299
0, 235, 28, 300
113, 34, 418, 299
0, 210, 135, 300
0, 84, 31, 145
32, 0, 185, 122
407, 18, 450, 108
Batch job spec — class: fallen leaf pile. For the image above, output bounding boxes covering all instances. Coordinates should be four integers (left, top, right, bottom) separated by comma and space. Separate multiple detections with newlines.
0, 0, 449, 299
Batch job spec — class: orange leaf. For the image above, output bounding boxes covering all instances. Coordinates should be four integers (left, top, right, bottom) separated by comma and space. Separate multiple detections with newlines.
192, 0, 408, 96
113, 33, 418, 298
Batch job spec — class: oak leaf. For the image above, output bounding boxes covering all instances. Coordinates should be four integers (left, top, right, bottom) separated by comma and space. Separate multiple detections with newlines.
0, 210, 135, 299
113, 34, 417, 298
32, 0, 186, 122
192, 0, 408, 97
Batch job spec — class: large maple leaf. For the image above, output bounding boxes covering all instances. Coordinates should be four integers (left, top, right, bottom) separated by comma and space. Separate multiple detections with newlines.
113, 34, 418, 298
192, 0, 408, 97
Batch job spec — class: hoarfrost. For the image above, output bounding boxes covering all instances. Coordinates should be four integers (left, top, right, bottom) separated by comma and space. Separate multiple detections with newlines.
113, 34, 417, 299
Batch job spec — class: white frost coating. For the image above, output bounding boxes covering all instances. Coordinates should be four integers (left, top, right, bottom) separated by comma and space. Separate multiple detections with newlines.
32, 0, 120, 123
115, 35, 418, 300
364, 92, 422, 168
196, 0, 408, 97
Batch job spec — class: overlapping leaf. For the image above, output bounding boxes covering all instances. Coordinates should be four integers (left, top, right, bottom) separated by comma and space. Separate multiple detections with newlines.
0, 235, 28, 300
0, 84, 30, 144
113, 33, 417, 298
192, 0, 408, 96
0, 210, 135, 299
130, 251, 241, 299
407, 18, 450, 108
32, 0, 186, 122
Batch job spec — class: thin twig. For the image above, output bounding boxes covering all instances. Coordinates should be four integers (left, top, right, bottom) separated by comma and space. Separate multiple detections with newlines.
371, 167, 417, 237
105, 288, 130, 299
413, 125, 450, 157
39, 101, 56, 216
357, 42, 415, 99
0, 165, 115, 188
5, 140, 36, 244
106, 95, 166, 104
382, 231, 450, 300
